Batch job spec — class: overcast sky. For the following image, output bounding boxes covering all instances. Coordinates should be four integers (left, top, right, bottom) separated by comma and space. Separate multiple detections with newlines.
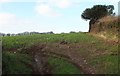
0, 0, 119, 34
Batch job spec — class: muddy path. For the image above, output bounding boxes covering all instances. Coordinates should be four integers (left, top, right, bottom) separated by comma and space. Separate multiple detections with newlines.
25, 43, 96, 74
4, 43, 97, 74
27, 44, 52, 75
43, 44, 96, 74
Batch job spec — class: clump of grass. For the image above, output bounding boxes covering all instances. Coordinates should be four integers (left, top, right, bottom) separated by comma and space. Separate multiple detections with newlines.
2, 52, 33, 74
48, 56, 82, 74
88, 55, 118, 74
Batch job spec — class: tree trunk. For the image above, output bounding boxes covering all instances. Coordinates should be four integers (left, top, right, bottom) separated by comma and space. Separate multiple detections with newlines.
88, 23, 92, 32
89, 19, 96, 32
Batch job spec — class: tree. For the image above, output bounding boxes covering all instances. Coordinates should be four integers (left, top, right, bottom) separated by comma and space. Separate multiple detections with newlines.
7, 33, 10, 36
81, 5, 115, 32
70, 31, 76, 33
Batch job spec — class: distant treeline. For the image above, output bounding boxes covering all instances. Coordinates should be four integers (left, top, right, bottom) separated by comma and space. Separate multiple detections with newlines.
0, 31, 54, 36
0, 31, 83, 36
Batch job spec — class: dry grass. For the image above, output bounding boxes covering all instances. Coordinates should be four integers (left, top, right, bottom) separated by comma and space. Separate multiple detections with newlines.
91, 16, 119, 41
98, 16, 118, 22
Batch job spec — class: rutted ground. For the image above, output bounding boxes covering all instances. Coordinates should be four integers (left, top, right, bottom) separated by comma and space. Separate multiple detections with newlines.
43, 43, 96, 74
30, 41, 118, 74
14, 42, 95, 74
24, 41, 117, 74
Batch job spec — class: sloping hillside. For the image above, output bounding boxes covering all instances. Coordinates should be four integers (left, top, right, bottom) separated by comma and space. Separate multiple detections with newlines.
2, 33, 119, 74
90, 16, 120, 41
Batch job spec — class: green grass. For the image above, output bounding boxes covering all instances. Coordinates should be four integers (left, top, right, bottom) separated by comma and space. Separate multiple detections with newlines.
2, 32, 118, 74
2, 33, 102, 50
48, 56, 82, 74
88, 55, 118, 74
2, 52, 33, 74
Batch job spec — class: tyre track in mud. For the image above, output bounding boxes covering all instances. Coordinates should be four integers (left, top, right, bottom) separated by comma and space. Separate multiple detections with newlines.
22, 43, 96, 74
43, 44, 96, 74
25, 44, 52, 75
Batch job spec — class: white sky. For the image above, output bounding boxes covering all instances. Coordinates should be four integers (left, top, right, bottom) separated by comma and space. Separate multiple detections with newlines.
0, 0, 119, 34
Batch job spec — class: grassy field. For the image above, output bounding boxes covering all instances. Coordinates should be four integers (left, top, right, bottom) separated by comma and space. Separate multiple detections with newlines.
2, 32, 119, 74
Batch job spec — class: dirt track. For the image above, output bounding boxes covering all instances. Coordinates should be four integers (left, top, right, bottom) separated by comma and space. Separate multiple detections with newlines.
43, 44, 96, 74
28, 43, 96, 74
